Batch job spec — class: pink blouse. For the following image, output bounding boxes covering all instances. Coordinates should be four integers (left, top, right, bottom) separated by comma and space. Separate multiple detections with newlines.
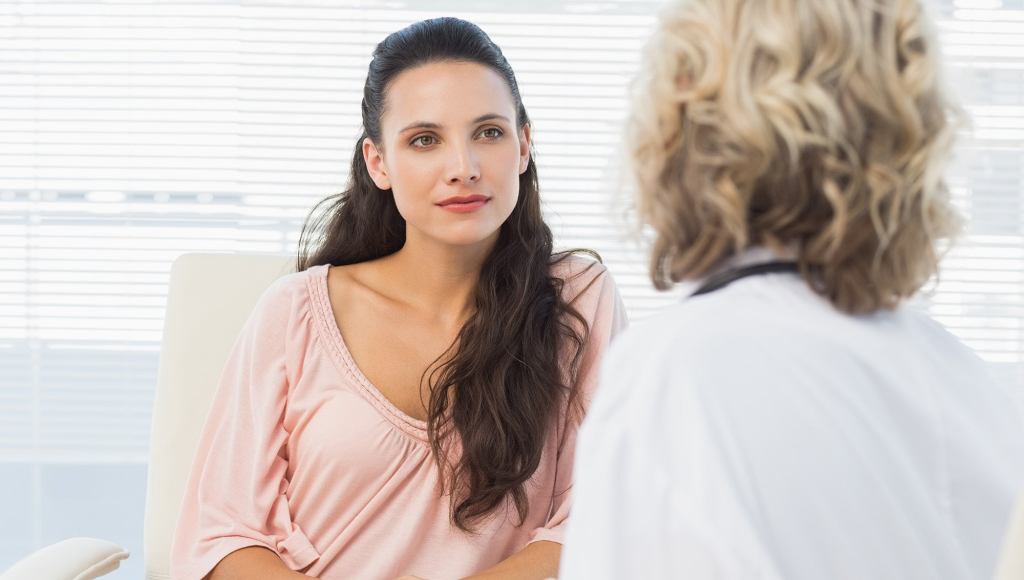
170, 256, 626, 580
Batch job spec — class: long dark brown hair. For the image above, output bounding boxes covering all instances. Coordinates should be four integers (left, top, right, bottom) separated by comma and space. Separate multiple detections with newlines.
297, 17, 595, 532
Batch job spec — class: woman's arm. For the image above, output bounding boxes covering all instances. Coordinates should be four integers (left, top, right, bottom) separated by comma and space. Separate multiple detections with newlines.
172, 279, 322, 578
443, 268, 625, 580
398, 541, 560, 580
460, 540, 561, 580
214, 541, 559, 580
207, 546, 315, 580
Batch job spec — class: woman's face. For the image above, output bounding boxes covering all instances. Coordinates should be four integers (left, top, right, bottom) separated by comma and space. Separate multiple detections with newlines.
363, 61, 531, 249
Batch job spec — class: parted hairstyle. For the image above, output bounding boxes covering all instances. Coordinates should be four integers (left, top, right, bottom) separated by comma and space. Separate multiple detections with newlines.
297, 17, 595, 532
630, 0, 962, 313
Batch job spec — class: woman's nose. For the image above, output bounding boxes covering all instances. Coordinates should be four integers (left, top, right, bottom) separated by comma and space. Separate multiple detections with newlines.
445, 142, 481, 184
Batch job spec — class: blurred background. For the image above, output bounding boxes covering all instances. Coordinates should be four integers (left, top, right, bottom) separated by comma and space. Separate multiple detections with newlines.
1, 0, 1022, 577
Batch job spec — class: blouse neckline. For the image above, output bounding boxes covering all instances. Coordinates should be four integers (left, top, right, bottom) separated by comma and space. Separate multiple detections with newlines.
306, 264, 432, 443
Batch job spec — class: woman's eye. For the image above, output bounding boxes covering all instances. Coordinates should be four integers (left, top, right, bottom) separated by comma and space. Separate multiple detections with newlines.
411, 135, 437, 147
479, 127, 503, 139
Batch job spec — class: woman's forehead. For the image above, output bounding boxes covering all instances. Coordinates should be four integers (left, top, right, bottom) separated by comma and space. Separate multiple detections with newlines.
381, 61, 517, 131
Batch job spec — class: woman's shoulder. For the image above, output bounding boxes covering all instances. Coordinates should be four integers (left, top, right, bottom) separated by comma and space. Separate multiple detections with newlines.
261, 264, 322, 300
549, 252, 612, 302
245, 264, 326, 328
549, 253, 627, 336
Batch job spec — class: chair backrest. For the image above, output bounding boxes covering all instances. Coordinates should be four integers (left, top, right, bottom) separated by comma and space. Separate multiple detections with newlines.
997, 491, 1024, 580
143, 253, 295, 580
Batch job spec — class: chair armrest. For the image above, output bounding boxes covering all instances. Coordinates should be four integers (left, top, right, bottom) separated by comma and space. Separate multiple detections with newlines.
997, 493, 1024, 580
0, 537, 129, 580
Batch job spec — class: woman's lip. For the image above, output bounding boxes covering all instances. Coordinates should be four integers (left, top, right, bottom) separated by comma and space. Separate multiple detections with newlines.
437, 194, 489, 206
439, 199, 489, 213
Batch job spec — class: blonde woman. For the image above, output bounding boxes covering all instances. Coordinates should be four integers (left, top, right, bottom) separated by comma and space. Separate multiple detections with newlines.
561, 1, 1024, 579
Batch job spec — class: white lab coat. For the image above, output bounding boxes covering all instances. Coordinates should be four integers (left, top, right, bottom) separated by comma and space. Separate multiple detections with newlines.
561, 249, 1024, 580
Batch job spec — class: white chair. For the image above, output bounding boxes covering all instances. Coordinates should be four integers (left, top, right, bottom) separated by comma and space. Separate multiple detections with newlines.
997, 492, 1024, 580
1, 253, 294, 580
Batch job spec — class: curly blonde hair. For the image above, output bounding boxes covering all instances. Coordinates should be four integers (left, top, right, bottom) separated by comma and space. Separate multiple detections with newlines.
630, 0, 963, 314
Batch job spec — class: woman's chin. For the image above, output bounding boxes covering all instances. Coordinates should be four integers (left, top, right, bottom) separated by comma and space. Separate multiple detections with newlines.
431, 228, 503, 250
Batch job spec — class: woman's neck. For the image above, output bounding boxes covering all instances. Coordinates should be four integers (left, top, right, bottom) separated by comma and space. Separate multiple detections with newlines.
373, 232, 497, 326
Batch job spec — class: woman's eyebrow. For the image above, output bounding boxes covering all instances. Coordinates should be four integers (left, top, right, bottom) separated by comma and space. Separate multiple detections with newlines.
398, 114, 511, 134
471, 113, 511, 124
399, 121, 442, 134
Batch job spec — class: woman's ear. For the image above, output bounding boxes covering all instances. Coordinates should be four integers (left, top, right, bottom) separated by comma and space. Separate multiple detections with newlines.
362, 137, 391, 190
518, 124, 532, 174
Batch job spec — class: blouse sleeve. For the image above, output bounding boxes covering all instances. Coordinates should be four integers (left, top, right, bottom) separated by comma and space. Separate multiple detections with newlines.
170, 275, 320, 580
527, 260, 629, 546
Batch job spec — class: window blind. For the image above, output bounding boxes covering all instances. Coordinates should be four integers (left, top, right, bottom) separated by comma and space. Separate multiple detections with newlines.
929, 0, 1024, 390
2, 0, 1022, 460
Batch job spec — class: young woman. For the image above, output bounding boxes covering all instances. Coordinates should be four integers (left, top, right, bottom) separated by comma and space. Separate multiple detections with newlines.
171, 17, 625, 580
561, 0, 1024, 579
